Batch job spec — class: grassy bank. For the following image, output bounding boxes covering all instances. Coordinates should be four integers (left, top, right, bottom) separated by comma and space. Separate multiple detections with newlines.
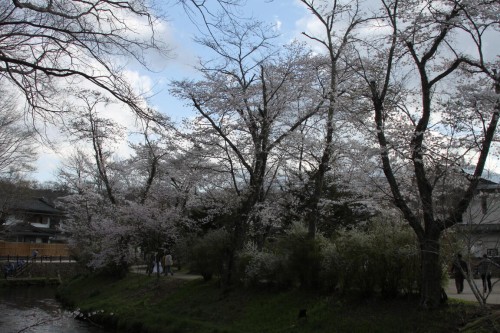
56, 273, 494, 333
0, 277, 61, 287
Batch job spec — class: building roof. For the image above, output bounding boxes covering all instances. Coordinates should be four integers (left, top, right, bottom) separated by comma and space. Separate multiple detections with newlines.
1, 222, 61, 237
9, 197, 64, 215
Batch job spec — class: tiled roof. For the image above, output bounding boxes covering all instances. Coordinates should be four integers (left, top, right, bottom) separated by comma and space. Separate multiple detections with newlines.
10, 198, 64, 215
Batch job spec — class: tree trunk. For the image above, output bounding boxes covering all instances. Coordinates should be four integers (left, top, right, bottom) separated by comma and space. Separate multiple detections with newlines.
419, 232, 443, 309
222, 195, 255, 288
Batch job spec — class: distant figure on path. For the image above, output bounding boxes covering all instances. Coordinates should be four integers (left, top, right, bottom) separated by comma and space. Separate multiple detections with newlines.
477, 254, 492, 294
152, 252, 163, 274
451, 253, 468, 294
164, 253, 174, 276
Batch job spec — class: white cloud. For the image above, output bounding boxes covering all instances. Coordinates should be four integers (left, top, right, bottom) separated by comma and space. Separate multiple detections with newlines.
27, 66, 159, 183
274, 17, 283, 31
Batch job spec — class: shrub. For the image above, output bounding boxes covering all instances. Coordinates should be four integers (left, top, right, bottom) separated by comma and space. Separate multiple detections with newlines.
334, 229, 376, 295
333, 218, 420, 297
189, 229, 231, 281
240, 223, 328, 289
238, 218, 420, 297
277, 226, 325, 289
320, 242, 340, 292
239, 243, 288, 288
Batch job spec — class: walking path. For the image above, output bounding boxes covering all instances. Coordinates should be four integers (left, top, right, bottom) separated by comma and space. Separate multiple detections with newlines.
446, 278, 500, 304
130, 265, 202, 280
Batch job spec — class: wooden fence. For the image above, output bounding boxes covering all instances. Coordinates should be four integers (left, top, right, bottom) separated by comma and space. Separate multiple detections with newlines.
0, 241, 70, 258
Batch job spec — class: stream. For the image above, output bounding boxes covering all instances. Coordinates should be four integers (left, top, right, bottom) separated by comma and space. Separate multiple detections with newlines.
0, 286, 109, 333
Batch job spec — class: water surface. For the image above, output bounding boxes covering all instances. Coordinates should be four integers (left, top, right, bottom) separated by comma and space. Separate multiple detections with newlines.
0, 286, 108, 333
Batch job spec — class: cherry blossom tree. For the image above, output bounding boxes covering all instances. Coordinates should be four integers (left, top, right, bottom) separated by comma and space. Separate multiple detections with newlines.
66, 90, 126, 204
57, 149, 98, 195
352, 0, 500, 308
296, 0, 371, 238
57, 105, 203, 273
170, 18, 328, 283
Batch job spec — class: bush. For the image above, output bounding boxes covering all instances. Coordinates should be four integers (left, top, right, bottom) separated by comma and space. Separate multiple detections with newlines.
239, 223, 328, 290
96, 262, 129, 279
239, 243, 285, 287
238, 218, 420, 297
320, 242, 340, 292
333, 218, 420, 297
189, 229, 231, 281
276, 225, 326, 289
334, 229, 375, 295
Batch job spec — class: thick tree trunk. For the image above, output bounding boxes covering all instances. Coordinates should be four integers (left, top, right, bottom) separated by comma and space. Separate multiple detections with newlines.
419, 232, 443, 309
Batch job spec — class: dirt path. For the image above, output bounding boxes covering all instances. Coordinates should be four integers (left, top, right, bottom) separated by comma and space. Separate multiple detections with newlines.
446, 278, 500, 305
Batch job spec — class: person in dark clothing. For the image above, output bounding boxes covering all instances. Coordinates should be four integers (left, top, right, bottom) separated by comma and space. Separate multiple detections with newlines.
477, 254, 492, 294
451, 253, 468, 294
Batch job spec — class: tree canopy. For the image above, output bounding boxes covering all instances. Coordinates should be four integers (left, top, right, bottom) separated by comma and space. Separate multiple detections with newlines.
2, 0, 500, 310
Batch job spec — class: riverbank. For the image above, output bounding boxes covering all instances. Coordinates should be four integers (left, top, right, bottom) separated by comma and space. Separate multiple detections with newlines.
1, 261, 87, 286
0, 277, 61, 286
55, 272, 500, 333
0, 285, 108, 333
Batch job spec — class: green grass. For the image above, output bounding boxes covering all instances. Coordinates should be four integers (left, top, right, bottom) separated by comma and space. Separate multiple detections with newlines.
56, 273, 495, 333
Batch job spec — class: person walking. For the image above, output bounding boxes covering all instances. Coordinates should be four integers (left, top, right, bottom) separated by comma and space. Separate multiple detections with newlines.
152, 252, 163, 274
165, 253, 174, 276
451, 253, 468, 294
477, 254, 493, 294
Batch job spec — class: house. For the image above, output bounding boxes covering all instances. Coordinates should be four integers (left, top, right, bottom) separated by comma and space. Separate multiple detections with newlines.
454, 179, 500, 258
0, 197, 66, 244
